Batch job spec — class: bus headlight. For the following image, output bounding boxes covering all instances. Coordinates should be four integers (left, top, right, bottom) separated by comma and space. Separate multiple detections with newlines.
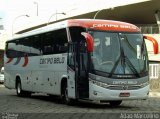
140, 82, 149, 88
90, 79, 109, 88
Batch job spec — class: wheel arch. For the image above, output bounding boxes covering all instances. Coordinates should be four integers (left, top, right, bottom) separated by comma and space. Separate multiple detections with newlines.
60, 76, 68, 95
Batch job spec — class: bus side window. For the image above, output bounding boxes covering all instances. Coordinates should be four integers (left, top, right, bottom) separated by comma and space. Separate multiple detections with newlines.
41, 28, 68, 55
30, 36, 41, 56
54, 29, 68, 54
6, 42, 17, 58
41, 32, 54, 55
44, 45, 53, 55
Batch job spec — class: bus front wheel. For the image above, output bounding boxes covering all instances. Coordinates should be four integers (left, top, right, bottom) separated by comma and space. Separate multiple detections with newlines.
109, 100, 122, 106
62, 83, 73, 105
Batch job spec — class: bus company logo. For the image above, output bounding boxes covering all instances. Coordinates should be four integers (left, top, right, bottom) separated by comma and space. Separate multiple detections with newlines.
40, 57, 65, 64
122, 85, 128, 90
93, 24, 137, 30
93, 24, 118, 28
6, 55, 28, 67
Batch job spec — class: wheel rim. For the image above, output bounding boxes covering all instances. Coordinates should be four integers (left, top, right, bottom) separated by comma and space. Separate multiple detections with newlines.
17, 83, 21, 94
64, 87, 69, 102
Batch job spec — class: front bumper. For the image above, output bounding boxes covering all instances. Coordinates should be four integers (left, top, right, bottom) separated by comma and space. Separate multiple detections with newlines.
89, 81, 149, 101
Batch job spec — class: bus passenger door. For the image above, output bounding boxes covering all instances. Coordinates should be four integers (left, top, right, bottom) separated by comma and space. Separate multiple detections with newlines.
77, 40, 89, 99
68, 41, 89, 99
67, 43, 76, 99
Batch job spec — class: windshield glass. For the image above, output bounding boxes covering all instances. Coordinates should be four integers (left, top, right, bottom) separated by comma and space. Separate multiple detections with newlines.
91, 31, 120, 73
90, 31, 148, 78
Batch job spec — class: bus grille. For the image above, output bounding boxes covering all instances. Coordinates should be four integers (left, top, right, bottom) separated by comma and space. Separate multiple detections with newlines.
108, 85, 141, 90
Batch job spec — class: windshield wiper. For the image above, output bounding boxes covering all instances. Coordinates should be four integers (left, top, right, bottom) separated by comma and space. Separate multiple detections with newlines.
120, 43, 140, 77
108, 34, 127, 78
125, 56, 140, 77
120, 47, 126, 73
108, 55, 121, 77
109, 34, 140, 78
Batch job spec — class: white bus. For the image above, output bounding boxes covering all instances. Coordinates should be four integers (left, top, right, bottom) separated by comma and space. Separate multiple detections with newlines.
4, 19, 150, 106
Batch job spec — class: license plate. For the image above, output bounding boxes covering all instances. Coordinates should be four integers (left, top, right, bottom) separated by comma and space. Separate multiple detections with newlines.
119, 92, 130, 97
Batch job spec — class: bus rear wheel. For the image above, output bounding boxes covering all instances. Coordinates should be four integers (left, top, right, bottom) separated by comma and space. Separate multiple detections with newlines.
109, 100, 122, 106
16, 81, 24, 97
16, 81, 31, 97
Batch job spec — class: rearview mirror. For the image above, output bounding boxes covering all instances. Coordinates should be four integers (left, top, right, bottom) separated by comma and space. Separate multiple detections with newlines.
81, 32, 94, 52
143, 35, 158, 54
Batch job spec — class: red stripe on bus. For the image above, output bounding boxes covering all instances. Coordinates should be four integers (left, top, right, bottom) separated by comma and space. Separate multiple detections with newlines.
6, 58, 13, 64
22, 55, 28, 67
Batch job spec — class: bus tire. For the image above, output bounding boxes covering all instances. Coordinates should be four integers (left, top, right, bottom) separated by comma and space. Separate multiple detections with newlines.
109, 100, 122, 106
16, 80, 31, 97
62, 82, 73, 105
16, 80, 25, 97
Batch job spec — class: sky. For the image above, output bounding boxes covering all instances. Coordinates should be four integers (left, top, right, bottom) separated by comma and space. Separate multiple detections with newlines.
0, 0, 149, 35
0, 0, 79, 34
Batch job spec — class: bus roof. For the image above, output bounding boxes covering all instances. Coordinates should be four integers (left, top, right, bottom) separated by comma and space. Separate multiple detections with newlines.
9, 19, 140, 41
67, 19, 140, 32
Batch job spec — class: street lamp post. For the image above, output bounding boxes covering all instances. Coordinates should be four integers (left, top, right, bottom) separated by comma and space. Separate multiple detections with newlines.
34, 1, 39, 16
93, 8, 114, 19
12, 15, 29, 37
47, 11, 66, 26
93, 9, 104, 19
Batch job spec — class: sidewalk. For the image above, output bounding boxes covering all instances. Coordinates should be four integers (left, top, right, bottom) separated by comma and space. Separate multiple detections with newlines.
149, 91, 160, 97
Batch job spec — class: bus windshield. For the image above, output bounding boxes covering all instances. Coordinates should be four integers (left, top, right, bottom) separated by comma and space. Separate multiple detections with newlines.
90, 31, 148, 78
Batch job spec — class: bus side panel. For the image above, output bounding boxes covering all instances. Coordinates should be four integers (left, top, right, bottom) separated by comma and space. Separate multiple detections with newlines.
42, 71, 56, 94
22, 70, 34, 92
28, 70, 43, 93
4, 54, 17, 89
39, 54, 68, 95
4, 69, 16, 89
4, 51, 68, 96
